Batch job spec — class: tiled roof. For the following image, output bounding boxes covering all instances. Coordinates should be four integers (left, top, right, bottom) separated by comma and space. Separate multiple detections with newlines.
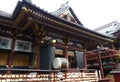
51, 3, 70, 16
94, 21, 120, 31
0, 10, 12, 18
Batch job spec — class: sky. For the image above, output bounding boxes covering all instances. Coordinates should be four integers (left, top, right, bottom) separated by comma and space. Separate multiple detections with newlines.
0, 0, 120, 30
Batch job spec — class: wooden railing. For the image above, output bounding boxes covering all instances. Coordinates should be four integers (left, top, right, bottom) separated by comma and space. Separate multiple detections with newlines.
0, 69, 99, 82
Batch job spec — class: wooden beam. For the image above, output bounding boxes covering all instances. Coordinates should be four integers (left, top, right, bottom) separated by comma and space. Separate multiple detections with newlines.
34, 23, 45, 36
20, 17, 33, 31
13, 7, 28, 26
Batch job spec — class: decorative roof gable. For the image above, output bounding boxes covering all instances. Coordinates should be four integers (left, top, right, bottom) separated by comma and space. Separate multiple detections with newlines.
52, 2, 83, 25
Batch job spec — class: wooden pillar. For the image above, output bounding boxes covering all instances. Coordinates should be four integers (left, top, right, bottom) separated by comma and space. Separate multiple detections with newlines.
84, 42, 88, 69
64, 46, 68, 59
37, 43, 41, 69
97, 48, 104, 78
64, 40, 69, 79
36, 37, 43, 69
64, 38, 70, 59
7, 37, 16, 74
84, 49, 87, 69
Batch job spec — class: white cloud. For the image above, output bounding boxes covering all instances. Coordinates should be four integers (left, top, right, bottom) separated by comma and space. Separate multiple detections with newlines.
0, 0, 19, 14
